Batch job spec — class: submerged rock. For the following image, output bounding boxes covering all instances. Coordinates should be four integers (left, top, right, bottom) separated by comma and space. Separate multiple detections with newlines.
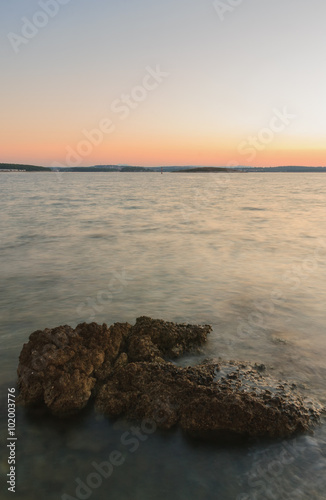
17, 317, 323, 437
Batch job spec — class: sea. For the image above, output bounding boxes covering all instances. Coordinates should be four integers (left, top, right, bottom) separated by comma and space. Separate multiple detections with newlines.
0, 172, 326, 499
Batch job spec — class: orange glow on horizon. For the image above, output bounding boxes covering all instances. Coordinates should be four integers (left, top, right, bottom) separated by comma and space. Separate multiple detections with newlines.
1, 132, 325, 168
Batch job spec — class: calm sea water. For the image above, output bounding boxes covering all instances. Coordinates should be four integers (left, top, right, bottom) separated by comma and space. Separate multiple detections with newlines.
1, 172, 326, 499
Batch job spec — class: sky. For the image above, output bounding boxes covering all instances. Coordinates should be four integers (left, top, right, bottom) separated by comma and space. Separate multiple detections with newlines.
1, 0, 326, 167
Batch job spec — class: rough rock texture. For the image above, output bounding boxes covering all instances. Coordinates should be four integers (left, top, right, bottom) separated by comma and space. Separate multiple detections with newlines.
17, 317, 323, 437
95, 360, 322, 437
127, 316, 211, 361
17, 322, 131, 414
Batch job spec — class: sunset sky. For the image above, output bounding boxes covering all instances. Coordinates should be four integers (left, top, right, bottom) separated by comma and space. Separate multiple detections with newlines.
1, 0, 326, 167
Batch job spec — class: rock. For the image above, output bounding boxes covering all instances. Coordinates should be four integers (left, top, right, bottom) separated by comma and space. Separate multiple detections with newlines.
17, 322, 131, 414
114, 352, 129, 369
95, 360, 322, 437
128, 316, 212, 360
17, 317, 323, 437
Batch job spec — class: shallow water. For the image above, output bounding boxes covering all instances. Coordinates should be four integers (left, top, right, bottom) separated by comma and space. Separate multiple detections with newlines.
0, 172, 326, 499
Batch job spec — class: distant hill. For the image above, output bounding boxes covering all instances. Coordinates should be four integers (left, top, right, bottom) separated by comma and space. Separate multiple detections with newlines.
52, 165, 150, 172
2, 163, 326, 173
150, 166, 204, 172
239, 166, 326, 172
173, 167, 232, 173
0, 163, 50, 172
56, 165, 197, 172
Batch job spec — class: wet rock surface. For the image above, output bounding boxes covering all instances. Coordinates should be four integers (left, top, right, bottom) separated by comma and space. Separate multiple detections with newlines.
17, 317, 323, 437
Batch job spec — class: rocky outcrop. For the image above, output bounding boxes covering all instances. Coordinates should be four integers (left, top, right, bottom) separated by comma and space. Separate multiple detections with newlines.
17, 317, 323, 437
127, 316, 211, 361
17, 322, 131, 414
95, 360, 322, 437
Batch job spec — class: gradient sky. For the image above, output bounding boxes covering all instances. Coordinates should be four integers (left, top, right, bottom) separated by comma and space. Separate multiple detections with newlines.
1, 0, 326, 167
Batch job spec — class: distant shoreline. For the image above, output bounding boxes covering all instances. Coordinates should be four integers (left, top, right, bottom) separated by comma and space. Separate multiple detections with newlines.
1, 163, 326, 173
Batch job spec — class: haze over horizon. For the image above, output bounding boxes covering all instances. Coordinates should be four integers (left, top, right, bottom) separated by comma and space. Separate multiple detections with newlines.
1, 0, 326, 167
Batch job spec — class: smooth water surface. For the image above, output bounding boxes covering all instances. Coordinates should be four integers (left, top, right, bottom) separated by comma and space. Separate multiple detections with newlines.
1, 172, 326, 499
